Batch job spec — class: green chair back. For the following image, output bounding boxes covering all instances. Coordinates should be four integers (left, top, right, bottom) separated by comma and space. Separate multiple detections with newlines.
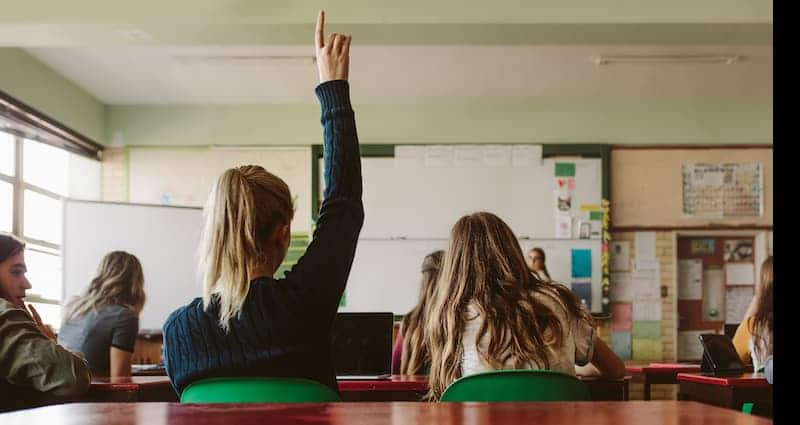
180, 377, 341, 403
440, 370, 591, 402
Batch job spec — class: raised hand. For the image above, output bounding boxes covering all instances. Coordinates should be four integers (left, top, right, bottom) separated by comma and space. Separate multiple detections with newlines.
314, 10, 351, 83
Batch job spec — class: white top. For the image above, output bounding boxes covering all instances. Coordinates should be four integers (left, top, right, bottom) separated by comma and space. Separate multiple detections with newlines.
461, 286, 596, 377
749, 334, 772, 372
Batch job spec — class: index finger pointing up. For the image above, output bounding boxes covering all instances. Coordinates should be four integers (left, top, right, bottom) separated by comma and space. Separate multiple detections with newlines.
315, 10, 325, 49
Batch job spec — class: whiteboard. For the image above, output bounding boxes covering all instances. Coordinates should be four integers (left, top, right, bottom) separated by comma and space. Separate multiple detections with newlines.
321, 153, 601, 239
129, 147, 311, 232
63, 200, 203, 331
340, 238, 602, 314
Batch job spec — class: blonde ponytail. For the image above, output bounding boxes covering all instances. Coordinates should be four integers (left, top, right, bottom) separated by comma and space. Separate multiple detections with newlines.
199, 165, 294, 332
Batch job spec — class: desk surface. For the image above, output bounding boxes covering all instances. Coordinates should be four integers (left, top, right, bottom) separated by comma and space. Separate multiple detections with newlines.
677, 373, 771, 388
0, 401, 770, 424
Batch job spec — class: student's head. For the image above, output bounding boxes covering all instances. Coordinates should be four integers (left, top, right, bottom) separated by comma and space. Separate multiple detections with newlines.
199, 165, 295, 331
400, 250, 445, 375
527, 247, 550, 277
0, 233, 29, 308
752, 256, 773, 361
64, 251, 146, 321
426, 212, 588, 399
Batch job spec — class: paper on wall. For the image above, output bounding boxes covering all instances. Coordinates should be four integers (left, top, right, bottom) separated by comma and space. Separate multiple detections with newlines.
555, 213, 572, 238
611, 302, 632, 332
725, 262, 755, 285
394, 146, 425, 168
702, 268, 725, 322
611, 332, 632, 360
609, 272, 634, 301
633, 299, 662, 321
678, 331, 705, 361
452, 146, 484, 167
511, 145, 542, 167
482, 145, 512, 167
424, 145, 453, 167
632, 265, 661, 300
678, 259, 703, 300
726, 287, 754, 324
635, 259, 660, 271
635, 232, 657, 261
609, 241, 630, 272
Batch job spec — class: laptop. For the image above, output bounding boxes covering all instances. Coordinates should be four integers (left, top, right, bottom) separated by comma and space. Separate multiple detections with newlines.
331, 312, 393, 380
697, 333, 746, 376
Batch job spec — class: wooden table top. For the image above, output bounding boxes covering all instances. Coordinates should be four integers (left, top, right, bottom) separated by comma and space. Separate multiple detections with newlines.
0, 401, 771, 424
676, 373, 771, 388
92, 374, 628, 392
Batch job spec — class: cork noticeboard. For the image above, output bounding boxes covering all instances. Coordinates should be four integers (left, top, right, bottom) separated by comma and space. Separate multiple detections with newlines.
611, 148, 772, 228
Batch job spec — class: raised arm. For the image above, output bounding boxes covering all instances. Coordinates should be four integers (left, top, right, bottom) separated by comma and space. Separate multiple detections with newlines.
278, 11, 363, 309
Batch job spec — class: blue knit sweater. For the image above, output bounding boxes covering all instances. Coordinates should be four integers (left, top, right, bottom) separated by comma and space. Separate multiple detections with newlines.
162, 80, 363, 395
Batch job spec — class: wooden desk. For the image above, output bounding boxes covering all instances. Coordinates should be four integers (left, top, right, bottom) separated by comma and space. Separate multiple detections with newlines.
636, 363, 701, 400
83, 375, 630, 403
0, 401, 770, 424
677, 373, 772, 416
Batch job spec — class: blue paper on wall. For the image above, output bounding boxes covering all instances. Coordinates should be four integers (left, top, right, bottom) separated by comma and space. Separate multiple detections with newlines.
571, 249, 592, 278
611, 332, 632, 360
571, 282, 592, 310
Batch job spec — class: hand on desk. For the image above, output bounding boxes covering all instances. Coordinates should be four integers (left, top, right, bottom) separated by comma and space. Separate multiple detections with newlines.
575, 363, 601, 377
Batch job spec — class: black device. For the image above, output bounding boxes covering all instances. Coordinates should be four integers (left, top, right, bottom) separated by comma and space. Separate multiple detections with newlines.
331, 312, 393, 380
698, 333, 746, 376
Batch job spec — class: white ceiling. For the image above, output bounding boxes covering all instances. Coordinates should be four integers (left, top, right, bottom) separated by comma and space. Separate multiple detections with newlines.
25, 45, 772, 104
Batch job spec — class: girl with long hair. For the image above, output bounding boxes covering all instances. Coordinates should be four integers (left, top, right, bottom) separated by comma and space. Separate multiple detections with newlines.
392, 250, 444, 375
162, 11, 363, 396
426, 212, 625, 400
733, 256, 773, 370
0, 233, 90, 401
59, 251, 146, 377
527, 247, 552, 282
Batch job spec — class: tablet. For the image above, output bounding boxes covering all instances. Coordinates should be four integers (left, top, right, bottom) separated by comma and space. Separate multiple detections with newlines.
697, 333, 745, 376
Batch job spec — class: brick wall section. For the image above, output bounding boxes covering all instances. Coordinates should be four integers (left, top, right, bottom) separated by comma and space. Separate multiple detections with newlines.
603, 231, 677, 400
101, 147, 127, 201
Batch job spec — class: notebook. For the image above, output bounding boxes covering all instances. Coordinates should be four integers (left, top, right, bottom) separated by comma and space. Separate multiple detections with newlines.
331, 312, 393, 380
697, 333, 746, 376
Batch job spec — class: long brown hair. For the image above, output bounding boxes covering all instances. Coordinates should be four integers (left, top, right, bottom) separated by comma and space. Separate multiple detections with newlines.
400, 250, 444, 375
752, 256, 773, 362
64, 251, 146, 321
426, 212, 591, 400
199, 165, 295, 332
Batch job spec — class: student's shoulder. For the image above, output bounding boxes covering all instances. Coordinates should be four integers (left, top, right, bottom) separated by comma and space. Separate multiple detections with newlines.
0, 298, 24, 319
163, 297, 204, 330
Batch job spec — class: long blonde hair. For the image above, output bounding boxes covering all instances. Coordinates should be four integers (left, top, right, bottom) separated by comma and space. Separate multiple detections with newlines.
400, 250, 444, 375
64, 251, 146, 321
426, 212, 592, 400
199, 165, 294, 332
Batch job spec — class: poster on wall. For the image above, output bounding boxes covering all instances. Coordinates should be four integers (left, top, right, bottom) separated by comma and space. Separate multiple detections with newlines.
723, 239, 754, 262
681, 163, 763, 218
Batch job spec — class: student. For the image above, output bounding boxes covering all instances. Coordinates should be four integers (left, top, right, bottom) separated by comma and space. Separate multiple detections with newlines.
392, 250, 444, 375
58, 251, 145, 378
733, 256, 773, 369
162, 11, 362, 396
0, 233, 90, 400
526, 247, 552, 282
426, 213, 625, 400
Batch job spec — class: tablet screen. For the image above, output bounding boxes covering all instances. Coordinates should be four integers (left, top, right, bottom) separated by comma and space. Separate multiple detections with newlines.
698, 334, 745, 373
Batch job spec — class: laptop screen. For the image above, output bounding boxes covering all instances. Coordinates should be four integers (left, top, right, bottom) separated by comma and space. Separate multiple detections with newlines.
331, 312, 393, 377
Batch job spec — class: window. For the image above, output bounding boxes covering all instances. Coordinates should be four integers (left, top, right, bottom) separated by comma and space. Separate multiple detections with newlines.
1, 131, 101, 328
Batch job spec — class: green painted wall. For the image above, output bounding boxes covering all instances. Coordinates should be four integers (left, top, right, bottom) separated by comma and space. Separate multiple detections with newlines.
108, 96, 771, 146
0, 48, 106, 144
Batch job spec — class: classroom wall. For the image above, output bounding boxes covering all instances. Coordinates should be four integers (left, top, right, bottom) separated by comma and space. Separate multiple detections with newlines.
0, 48, 106, 144
611, 148, 773, 227
106, 97, 771, 147
102, 147, 128, 201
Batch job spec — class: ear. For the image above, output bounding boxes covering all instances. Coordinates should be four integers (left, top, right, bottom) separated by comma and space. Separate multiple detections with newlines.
276, 223, 291, 246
